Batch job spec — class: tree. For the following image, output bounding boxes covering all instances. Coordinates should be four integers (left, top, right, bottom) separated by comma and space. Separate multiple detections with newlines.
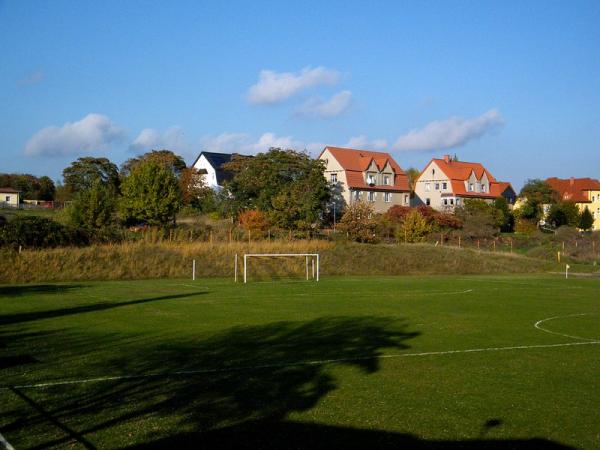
69, 179, 117, 229
121, 150, 187, 178
455, 199, 502, 238
404, 167, 421, 190
396, 209, 432, 243
239, 209, 270, 236
518, 179, 558, 220
224, 149, 330, 229
546, 202, 580, 228
120, 160, 182, 226
63, 157, 120, 193
339, 202, 377, 243
493, 197, 515, 232
38, 176, 56, 200
579, 206, 594, 231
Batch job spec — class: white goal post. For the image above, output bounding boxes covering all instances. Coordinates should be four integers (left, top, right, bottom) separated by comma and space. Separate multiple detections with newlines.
242, 253, 320, 283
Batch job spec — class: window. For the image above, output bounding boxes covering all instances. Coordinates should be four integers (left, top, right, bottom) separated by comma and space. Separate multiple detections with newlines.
432, 169, 435, 175
368, 191, 376, 202
435, 182, 440, 190
425, 183, 431, 192
468, 183, 474, 192
442, 182, 447, 190
354, 191, 361, 200
450, 198, 454, 205
443, 199, 448, 205
384, 192, 392, 203
426, 198, 431, 206
456, 198, 461, 205
383, 175, 390, 185
367, 174, 376, 184
5, 196, 9, 202
330, 173, 337, 183
481, 184, 487, 193
404, 194, 409, 205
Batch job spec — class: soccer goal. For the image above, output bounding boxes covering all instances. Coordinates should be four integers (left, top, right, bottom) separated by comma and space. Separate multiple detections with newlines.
239, 253, 320, 283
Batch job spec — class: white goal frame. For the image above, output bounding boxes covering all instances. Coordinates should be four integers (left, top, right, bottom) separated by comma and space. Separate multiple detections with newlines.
242, 253, 320, 283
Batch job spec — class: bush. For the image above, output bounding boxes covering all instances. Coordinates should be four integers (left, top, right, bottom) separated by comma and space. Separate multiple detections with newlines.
0, 216, 88, 249
339, 202, 378, 243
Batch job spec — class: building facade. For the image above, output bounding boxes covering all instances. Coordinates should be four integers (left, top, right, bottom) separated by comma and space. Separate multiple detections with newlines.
414, 155, 515, 211
319, 146, 411, 214
0, 187, 20, 207
546, 177, 600, 230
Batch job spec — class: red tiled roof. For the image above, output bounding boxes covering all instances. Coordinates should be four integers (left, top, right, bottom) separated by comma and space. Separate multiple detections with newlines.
322, 146, 410, 191
546, 177, 600, 203
489, 181, 514, 197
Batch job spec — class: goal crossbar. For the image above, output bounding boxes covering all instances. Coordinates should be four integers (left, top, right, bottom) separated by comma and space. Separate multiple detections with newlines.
242, 253, 320, 283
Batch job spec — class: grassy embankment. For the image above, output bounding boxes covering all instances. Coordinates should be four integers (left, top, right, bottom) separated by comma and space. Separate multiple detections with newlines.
0, 240, 561, 283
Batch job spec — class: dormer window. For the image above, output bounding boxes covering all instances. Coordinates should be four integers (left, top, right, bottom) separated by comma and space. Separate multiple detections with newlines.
367, 174, 376, 185
383, 175, 390, 185
481, 184, 487, 193
468, 183, 474, 192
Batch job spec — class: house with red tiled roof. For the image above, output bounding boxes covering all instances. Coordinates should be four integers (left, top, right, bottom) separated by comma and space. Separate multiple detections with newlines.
546, 177, 600, 230
318, 146, 411, 213
414, 155, 516, 211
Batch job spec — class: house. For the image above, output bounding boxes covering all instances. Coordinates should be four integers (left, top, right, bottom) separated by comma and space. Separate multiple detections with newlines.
414, 155, 516, 211
318, 146, 411, 213
191, 152, 248, 189
546, 177, 600, 230
0, 187, 21, 207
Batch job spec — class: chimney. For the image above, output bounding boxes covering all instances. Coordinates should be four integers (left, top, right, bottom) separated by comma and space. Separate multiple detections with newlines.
443, 154, 451, 163
570, 177, 575, 187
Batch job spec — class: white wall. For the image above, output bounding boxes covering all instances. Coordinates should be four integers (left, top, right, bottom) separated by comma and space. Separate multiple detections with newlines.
192, 154, 219, 189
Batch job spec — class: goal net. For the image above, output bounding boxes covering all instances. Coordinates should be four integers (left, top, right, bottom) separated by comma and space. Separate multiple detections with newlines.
240, 253, 320, 283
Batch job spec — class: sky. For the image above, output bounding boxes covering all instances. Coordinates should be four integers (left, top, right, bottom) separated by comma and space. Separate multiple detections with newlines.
1, 0, 599, 190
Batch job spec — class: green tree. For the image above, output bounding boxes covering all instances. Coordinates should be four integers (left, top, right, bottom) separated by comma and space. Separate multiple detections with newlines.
120, 160, 182, 226
121, 150, 187, 178
63, 157, 120, 193
405, 167, 421, 190
493, 197, 514, 232
38, 176, 56, 200
546, 202, 580, 228
518, 179, 558, 220
455, 199, 502, 238
339, 202, 377, 243
224, 148, 330, 229
579, 206, 594, 231
69, 179, 117, 229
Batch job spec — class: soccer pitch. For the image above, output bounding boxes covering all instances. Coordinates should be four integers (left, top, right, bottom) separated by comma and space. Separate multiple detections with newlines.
1, 275, 599, 449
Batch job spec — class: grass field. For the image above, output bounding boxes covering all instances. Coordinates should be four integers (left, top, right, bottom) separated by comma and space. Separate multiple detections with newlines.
1, 275, 599, 449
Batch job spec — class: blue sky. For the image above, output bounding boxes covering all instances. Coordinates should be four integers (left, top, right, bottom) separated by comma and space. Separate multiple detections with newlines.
1, 0, 599, 189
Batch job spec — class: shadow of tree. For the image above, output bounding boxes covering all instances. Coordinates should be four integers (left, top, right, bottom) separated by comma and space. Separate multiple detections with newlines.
0, 292, 204, 326
1, 317, 574, 449
0, 284, 87, 297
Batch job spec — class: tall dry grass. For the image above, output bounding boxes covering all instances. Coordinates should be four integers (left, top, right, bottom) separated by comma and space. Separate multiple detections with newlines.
0, 240, 557, 284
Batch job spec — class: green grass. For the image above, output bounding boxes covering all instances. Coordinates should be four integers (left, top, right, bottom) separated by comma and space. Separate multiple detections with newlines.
1, 275, 599, 449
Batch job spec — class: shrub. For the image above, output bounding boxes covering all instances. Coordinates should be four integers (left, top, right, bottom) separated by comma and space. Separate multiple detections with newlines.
395, 209, 432, 243
0, 216, 88, 249
239, 209, 270, 237
339, 202, 378, 243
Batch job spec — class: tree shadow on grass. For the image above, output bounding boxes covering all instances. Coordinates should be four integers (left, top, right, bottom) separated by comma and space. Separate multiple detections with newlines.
1, 317, 574, 449
0, 292, 205, 326
0, 284, 87, 297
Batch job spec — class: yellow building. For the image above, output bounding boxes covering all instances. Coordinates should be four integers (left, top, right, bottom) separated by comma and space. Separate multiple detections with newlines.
546, 177, 600, 230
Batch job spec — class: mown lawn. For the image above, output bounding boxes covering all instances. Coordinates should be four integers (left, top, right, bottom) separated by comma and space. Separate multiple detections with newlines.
1, 275, 599, 449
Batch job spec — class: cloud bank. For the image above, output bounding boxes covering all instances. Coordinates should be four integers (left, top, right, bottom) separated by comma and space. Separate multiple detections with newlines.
130, 126, 187, 154
297, 90, 352, 118
346, 135, 388, 150
24, 113, 123, 156
200, 132, 324, 156
247, 66, 341, 104
394, 109, 504, 152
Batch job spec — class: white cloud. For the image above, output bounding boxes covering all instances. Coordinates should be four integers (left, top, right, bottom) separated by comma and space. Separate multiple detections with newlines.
247, 66, 341, 104
393, 109, 504, 152
346, 135, 388, 150
200, 131, 324, 156
24, 113, 124, 157
297, 90, 352, 118
129, 126, 187, 154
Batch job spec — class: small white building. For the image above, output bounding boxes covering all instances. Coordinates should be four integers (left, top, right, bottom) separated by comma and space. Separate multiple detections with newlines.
0, 187, 21, 207
190, 152, 247, 190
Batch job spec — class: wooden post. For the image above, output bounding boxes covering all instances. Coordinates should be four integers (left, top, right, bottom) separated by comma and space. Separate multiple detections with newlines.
510, 239, 513, 253
557, 251, 561, 263
190, 230, 193, 242
268, 229, 271, 242
562, 241, 565, 252
477, 240, 480, 250
248, 229, 251, 244
493, 240, 496, 252
440, 233, 443, 246
458, 236, 461, 248
593, 240, 596, 256
210, 231, 213, 244
229, 228, 232, 244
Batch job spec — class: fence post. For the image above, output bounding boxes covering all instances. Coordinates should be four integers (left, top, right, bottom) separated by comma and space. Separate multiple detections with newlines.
458, 236, 461, 248
192, 259, 196, 281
